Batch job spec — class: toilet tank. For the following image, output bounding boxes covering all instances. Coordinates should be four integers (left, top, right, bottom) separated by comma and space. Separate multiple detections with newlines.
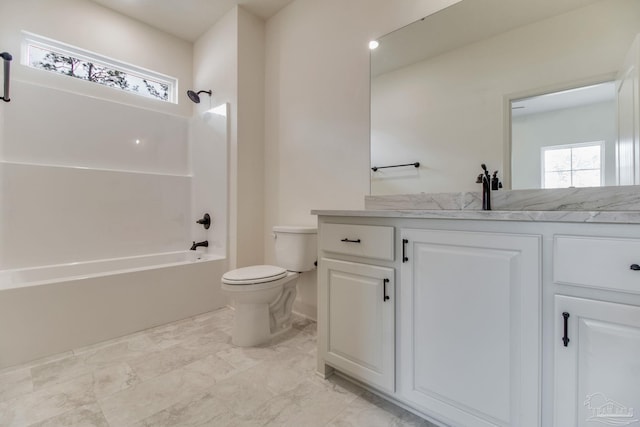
273, 226, 317, 272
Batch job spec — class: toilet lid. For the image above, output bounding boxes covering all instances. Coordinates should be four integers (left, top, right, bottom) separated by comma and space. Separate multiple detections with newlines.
222, 265, 288, 285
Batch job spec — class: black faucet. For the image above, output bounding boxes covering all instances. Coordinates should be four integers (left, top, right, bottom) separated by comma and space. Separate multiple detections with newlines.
491, 170, 503, 191
190, 240, 208, 250
476, 164, 492, 211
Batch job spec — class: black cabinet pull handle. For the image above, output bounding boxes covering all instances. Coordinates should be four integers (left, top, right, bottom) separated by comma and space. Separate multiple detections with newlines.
340, 238, 361, 243
631, 264, 640, 271
383, 278, 390, 301
402, 239, 408, 262
562, 312, 570, 347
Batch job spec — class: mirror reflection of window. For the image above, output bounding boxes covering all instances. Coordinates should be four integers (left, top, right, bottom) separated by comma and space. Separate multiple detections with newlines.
541, 142, 603, 189
511, 82, 616, 190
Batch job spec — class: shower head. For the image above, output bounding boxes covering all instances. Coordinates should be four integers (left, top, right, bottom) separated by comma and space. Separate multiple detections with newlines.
187, 89, 212, 104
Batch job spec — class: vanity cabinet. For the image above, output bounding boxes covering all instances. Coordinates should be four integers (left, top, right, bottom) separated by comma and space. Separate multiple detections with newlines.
399, 228, 541, 427
315, 212, 640, 427
318, 223, 396, 393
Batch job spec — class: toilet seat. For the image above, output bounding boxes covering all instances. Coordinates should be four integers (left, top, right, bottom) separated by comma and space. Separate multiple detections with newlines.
222, 265, 287, 286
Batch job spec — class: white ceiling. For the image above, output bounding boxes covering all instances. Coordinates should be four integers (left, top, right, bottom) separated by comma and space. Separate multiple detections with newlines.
89, 0, 295, 42
371, 0, 602, 77
511, 81, 616, 117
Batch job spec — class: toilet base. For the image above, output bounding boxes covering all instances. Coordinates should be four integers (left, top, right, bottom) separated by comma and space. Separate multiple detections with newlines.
232, 302, 273, 347
228, 273, 299, 347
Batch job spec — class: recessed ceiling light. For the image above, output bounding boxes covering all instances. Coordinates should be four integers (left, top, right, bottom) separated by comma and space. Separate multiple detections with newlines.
368, 40, 379, 50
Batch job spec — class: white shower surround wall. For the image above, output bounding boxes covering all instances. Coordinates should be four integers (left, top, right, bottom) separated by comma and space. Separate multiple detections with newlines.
0, 81, 201, 269
0, 81, 230, 368
0, 252, 227, 369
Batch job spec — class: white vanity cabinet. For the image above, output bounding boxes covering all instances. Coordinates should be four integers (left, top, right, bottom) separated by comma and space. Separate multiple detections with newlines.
317, 223, 396, 393
315, 211, 640, 427
399, 228, 541, 427
553, 235, 640, 427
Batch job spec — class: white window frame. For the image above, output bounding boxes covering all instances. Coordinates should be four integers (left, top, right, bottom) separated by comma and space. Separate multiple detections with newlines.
540, 141, 605, 188
21, 32, 177, 103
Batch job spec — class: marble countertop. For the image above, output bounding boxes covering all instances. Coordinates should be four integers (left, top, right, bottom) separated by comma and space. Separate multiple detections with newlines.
311, 209, 640, 224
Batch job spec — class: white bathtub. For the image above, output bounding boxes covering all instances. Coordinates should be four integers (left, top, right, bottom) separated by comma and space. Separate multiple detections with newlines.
0, 251, 228, 369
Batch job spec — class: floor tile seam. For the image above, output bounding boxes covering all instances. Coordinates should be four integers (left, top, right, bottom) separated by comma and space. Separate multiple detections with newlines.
175, 327, 233, 349
202, 358, 267, 386
135, 388, 238, 427
317, 377, 367, 411
6, 370, 98, 408
0, 351, 75, 376
25, 401, 110, 427
30, 351, 104, 381
118, 360, 185, 395
149, 322, 233, 347
320, 397, 365, 426
262, 374, 311, 397
256, 380, 355, 427
7, 379, 101, 427
128, 379, 249, 427
79, 341, 170, 372
96, 356, 235, 426
31, 354, 148, 395
31, 367, 93, 393
144, 325, 204, 344
0, 378, 34, 404
91, 361, 140, 401
127, 355, 214, 384
71, 329, 157, 357
212, 350, 267, 372
95, 398, 128, 427
241, 393, 289, 426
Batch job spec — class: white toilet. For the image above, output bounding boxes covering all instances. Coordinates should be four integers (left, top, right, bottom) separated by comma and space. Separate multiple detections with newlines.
222, 226, 317, 347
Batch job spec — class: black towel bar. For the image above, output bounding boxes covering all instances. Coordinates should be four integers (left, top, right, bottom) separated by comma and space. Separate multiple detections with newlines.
371, 162, 420, 172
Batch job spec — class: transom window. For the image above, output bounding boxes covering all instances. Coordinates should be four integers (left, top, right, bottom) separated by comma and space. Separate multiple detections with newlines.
541, 141, 603, 189
22, 32, 177, 103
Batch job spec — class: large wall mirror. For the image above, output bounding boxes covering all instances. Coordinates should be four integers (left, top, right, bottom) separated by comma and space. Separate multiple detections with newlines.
370, 0, 640, 195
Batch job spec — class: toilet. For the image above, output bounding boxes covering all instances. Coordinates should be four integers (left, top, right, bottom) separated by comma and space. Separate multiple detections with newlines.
222, 226, 317, 347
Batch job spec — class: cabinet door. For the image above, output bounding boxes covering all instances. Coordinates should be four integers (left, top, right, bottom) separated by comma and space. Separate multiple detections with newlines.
400, 229, 541, 427
319, 258, 395, 393
554, 295, 640, 427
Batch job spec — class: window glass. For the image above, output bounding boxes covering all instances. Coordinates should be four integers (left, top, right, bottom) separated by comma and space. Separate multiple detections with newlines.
542, 142, 603, 189
23, 33, 176, 103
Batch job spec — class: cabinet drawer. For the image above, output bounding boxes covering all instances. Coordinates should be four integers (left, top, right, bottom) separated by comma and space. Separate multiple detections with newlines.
320, 224, 394, 261
554, 235, 640, 293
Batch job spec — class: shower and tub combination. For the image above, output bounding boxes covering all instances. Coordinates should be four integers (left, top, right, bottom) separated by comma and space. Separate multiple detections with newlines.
0, 80, 229, 369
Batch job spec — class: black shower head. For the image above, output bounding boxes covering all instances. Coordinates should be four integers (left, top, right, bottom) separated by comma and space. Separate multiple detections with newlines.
187, 89, 212, 103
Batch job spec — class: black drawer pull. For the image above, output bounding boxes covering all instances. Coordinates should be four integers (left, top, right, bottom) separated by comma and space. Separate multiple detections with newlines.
631, 264, 640, 271
341, 238, 361, 243
383, 278, 390, 301
402, 239, 408, 262
562, 312, 570, 347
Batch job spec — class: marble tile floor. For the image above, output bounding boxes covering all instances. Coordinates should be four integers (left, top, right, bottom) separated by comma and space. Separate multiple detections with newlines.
0, 307, 437, 427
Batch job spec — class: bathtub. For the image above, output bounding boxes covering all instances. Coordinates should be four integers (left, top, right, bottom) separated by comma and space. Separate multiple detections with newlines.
0, 251, 228, 369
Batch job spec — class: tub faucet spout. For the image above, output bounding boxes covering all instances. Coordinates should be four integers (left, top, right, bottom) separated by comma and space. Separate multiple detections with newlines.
190, 240, 208, 250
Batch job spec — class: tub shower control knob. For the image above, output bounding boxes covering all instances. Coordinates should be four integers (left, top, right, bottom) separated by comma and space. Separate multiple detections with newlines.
196, 213, 211, 229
